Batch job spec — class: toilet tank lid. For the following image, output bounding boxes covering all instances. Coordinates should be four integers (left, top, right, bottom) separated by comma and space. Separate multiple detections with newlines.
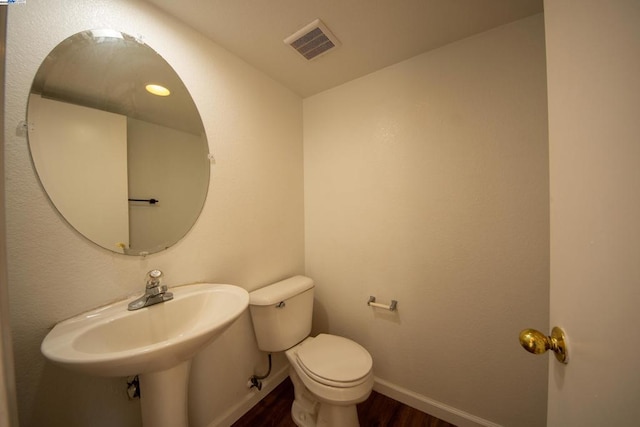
249, 275, 314, 306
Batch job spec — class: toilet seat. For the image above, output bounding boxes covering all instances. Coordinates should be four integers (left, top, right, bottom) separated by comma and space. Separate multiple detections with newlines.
295, 334, 373, 388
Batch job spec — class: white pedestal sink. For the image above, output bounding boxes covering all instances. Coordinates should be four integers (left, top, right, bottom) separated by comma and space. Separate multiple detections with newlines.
41, 283, 249, 427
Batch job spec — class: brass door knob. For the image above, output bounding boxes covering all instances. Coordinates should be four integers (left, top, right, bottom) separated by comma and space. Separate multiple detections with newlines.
519, 326, 569, 364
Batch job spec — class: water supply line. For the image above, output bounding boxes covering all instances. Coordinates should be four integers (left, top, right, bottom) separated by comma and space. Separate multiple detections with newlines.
248, 353, 272, 391
126, 376, 140, 400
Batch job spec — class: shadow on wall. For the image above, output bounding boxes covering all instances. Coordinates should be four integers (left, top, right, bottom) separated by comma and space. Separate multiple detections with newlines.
311, 299, 329, 336
33, 363, 141, 427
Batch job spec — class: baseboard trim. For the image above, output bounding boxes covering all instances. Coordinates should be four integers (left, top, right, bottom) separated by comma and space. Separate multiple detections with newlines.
208, 369, 501, 427
208, 365, 290, 427
373, 377, 502, 427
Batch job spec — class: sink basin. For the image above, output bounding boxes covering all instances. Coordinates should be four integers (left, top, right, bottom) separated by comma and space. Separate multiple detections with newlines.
41, 283, 249, 377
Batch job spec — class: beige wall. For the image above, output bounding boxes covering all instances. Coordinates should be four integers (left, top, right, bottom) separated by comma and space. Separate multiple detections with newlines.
304, 14, 549, 427
1, 5, 19, 426
4, 1, 303, 426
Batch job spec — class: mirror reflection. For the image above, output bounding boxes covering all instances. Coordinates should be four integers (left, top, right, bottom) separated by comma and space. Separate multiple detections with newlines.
27, 29, 210, 255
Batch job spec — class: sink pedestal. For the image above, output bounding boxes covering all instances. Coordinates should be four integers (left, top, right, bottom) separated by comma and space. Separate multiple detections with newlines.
139, 360, 192, 427
40, 283, 249, 425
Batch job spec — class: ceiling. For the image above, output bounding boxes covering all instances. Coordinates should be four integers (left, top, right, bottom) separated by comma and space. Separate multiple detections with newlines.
145, 0, 543, 98
31, 30, 204, 135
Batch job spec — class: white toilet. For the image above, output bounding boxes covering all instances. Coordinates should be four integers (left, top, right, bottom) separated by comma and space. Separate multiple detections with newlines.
249, 275, 374, 427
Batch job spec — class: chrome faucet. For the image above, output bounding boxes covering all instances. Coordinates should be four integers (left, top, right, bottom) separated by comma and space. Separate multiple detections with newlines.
127, 269, 174, 311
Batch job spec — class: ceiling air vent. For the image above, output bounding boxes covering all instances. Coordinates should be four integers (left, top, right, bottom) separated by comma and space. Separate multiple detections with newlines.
284, 19, 340, 61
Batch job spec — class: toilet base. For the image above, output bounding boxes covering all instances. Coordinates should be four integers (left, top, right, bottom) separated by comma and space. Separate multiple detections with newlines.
317, 402, 359, 427
289, 367, 361, 427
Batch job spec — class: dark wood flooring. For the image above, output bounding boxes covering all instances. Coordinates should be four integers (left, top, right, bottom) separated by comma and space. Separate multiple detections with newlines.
232, 377, 457, 427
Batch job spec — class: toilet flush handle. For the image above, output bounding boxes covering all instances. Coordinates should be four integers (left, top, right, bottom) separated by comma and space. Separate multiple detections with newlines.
275, 301, 285, 308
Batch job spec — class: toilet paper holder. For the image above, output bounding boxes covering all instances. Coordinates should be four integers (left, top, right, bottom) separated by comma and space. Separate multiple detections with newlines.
367, 296, 397, 311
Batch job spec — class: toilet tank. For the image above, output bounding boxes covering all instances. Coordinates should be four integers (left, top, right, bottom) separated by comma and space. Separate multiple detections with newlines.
249, 276, 314, 352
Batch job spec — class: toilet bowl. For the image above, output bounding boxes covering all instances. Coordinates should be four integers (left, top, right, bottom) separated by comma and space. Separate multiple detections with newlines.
248, 276, 374, 427
286, 334, 373, 427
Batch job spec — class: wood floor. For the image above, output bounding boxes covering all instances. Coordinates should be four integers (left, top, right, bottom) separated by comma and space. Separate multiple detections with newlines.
232, 377, 457, 427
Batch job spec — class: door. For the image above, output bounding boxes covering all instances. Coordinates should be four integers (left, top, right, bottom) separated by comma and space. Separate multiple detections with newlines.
544, 1, 640, 425
28, 94, 129, 252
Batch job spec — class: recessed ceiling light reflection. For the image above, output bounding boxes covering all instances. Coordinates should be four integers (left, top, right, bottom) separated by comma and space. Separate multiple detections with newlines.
145, 84, 171, 97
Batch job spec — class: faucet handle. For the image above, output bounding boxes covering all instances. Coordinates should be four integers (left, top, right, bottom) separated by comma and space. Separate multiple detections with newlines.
146, 269, 163, 289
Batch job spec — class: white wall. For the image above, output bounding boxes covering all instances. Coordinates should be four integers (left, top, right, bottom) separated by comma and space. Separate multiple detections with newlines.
545, 1, 640, 425
127, 118, 208, 253
4, 1, 303, 426
6, 3, 550, 427
304, 14, 549, 427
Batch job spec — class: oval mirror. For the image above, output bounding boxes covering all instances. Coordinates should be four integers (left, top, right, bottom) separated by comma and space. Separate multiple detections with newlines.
27, 29, 210, 255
